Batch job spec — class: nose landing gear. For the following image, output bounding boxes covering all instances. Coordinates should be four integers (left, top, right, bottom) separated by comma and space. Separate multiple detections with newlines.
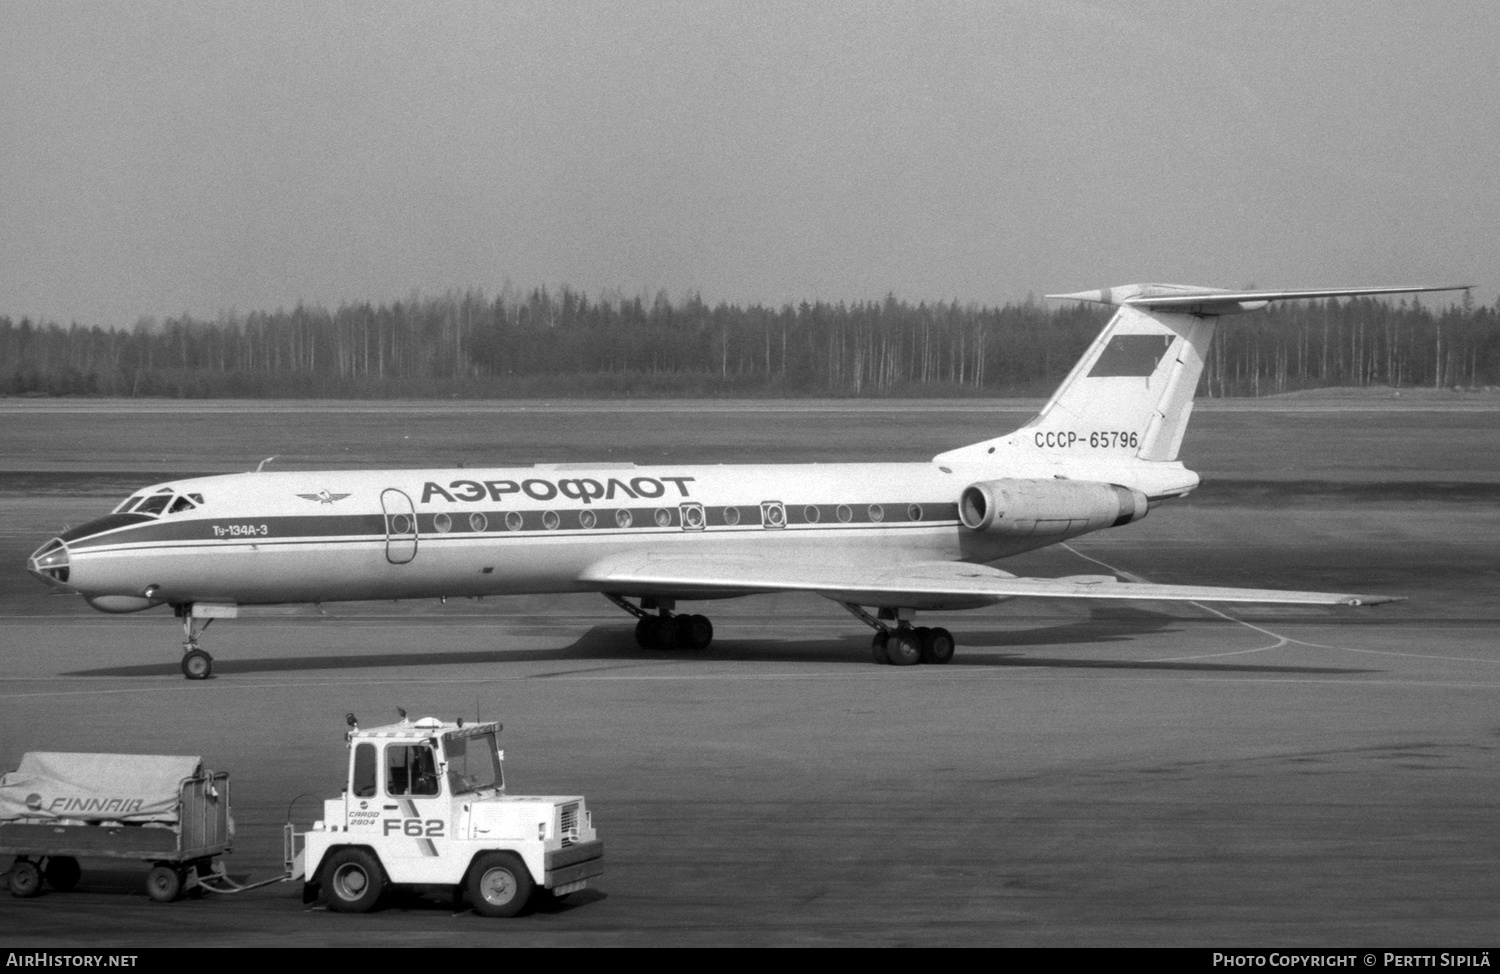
174, 605, 215, 680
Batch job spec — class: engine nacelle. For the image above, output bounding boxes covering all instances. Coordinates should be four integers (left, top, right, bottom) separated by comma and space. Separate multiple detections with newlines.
958, 478, 1148, 538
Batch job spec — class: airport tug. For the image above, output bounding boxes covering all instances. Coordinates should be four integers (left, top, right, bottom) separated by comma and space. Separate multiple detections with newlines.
289, 713, 603, 916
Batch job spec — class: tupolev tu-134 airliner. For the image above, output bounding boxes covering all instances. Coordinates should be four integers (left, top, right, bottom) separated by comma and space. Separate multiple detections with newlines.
28, 283, 1467, 679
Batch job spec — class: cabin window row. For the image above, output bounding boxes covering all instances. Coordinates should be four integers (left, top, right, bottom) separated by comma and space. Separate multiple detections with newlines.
409, 502, 939, 535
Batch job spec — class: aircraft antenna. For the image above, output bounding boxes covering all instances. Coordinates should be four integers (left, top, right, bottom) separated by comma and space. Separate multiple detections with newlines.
254, 456, 278, 472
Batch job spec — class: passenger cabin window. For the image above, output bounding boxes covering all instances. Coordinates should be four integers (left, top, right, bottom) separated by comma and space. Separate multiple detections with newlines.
351, 742, 377, 798
386, 743, 440, 797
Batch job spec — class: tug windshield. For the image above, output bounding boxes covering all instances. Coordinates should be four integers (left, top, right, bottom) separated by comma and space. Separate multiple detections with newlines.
444, 732, 503, 794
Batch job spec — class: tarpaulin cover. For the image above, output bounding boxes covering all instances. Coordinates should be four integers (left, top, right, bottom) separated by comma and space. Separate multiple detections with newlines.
0, 752, 202, 824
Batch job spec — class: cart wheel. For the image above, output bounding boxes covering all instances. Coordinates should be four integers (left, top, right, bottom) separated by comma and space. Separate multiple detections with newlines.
323, 848, 385, 913
8, 860, 41, 898
44, 857, 81, 892
467, 851, 534, 918
146, 864, 184, 903
181, 649, 213, 680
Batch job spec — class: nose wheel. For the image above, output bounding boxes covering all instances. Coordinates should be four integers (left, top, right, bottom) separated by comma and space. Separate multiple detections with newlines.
181, 648, 214, 680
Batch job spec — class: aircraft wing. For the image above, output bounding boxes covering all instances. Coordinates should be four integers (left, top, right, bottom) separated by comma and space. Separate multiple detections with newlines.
577, 554, 1401, 609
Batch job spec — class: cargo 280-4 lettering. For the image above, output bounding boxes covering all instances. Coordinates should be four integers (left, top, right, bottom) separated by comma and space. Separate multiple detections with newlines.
28, 283, 1466, 679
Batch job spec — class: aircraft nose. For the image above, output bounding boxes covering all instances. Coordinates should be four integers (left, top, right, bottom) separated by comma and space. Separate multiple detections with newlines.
27, 537, 74, 591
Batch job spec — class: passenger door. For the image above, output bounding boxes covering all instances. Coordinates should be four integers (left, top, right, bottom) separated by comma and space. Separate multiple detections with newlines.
380, 488, 418, 565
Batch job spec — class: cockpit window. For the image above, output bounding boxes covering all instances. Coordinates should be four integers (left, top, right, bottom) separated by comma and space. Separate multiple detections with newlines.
113, 488, 203, 517
134, 495, 172, 516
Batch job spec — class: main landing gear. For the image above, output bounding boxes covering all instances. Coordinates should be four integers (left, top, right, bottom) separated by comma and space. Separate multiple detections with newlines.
842, 604, 955, 667
174, 604, 214, 680
605, 595, 714, 652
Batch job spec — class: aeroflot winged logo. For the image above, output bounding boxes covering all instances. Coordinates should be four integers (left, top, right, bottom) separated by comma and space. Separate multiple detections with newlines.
298, 489, 352, 505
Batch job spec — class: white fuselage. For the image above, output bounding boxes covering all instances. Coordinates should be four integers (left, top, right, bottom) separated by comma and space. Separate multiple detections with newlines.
40, 457, 1197, 611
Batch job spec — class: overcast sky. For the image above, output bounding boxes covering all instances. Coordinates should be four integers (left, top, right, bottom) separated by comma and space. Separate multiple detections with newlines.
2, 0, 1494, 326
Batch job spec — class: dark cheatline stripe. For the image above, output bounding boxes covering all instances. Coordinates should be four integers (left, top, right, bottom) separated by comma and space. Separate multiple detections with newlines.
1088, 334, 1174, 377
66, 502, 962, 550
67, 513, 383, 551
58, 513, 155, 543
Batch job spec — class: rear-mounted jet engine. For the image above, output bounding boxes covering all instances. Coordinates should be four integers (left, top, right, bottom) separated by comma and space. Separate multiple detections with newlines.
958, 478, 1148, 538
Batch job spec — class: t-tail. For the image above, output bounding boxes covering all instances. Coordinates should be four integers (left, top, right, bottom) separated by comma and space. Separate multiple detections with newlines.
935, 283, 1469, 468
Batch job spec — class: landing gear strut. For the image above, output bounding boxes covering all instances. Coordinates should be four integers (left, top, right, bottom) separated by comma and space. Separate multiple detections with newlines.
605, 595, 714, 652
174, 605, 215, 680
843, 604, 955, 667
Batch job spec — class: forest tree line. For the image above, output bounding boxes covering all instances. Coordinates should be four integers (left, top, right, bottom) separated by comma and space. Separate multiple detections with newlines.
1, 288, 1495, 398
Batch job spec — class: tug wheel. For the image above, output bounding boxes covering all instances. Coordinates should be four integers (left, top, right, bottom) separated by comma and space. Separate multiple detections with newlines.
468, 851, 534, 918
323, 848, 385, 913
8, 860, 41, 898
181, 649, 213, 680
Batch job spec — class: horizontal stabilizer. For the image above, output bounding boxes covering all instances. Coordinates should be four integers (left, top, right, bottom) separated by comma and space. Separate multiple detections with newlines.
1047, 283, 1470, 316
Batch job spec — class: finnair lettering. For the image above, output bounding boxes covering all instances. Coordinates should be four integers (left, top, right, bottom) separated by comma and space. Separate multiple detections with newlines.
46, 797, 147, 814
422, 476, 695, 505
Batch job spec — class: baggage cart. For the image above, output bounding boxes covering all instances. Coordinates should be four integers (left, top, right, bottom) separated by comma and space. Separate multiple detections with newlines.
0, 753, 232, 902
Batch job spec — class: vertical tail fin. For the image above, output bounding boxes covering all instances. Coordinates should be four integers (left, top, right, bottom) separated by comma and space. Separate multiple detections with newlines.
1023, 299, 1212, 463
934, 283, 1468, 465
